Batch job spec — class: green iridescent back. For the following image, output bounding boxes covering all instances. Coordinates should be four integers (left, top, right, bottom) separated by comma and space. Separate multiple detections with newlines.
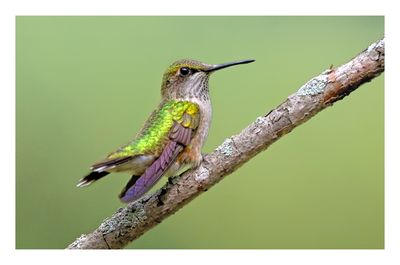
107, 100, 199, 159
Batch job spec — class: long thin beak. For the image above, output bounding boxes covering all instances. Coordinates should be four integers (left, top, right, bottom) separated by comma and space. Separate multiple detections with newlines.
205, 59, 255, 73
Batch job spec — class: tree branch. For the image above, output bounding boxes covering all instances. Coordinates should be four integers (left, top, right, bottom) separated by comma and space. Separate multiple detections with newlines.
67, 38, 385, 249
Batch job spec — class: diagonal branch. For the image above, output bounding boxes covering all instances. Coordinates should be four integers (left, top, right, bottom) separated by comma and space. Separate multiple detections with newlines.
67, 38, 385, 249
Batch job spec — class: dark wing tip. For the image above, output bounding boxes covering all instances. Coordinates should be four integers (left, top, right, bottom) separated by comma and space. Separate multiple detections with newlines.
119, 175, 141, 200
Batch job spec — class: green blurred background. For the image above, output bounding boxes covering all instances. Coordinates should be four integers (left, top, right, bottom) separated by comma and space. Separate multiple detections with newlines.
16, 16, 384, 249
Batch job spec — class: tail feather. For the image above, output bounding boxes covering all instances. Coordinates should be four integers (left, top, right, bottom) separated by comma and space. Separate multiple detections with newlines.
91, 156, 134, 172
77, 171, 109, 187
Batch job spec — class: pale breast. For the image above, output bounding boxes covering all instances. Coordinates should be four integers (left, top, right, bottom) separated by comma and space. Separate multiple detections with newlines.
188, 98, 212, 165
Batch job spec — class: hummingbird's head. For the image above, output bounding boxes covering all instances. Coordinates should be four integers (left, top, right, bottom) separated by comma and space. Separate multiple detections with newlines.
161, 59, 255, 100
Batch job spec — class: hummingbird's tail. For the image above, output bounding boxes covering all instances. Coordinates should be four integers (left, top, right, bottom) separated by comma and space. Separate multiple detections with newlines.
77, 171, 109, 187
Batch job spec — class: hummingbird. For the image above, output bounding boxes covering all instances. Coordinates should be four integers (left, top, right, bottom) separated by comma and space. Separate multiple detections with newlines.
77, 59, 255, 203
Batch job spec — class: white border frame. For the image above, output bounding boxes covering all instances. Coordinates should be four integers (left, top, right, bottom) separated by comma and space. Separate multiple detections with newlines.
2, 1, 398, 264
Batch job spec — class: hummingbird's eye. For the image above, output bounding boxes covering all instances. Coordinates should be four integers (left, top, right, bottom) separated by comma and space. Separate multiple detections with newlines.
179, 67, 190, 76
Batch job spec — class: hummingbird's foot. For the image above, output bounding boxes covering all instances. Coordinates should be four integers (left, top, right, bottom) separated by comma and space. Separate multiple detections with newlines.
191, 153, 205, 169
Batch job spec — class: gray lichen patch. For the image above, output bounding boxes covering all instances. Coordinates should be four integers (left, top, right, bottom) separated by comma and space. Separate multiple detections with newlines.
297, 74, 328, 96
254, 116, 267, 128
122, 208, 140, 225
250, 117, 267, 135
131, 206, 148, 222
255, 116, 266, 125
69, 234, 87, 249
99, 205, 147, 237
215, 138, 234, 157
194, 166, 209, 182
99, 216, 120, 235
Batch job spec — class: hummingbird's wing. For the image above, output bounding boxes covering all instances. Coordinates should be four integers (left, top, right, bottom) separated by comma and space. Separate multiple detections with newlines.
88, 101, 198, 172
119, 101, 200, 203
86, 106, 169, 174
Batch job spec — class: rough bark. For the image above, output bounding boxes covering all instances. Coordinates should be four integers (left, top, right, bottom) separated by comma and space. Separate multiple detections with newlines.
67, 38, 384, 249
